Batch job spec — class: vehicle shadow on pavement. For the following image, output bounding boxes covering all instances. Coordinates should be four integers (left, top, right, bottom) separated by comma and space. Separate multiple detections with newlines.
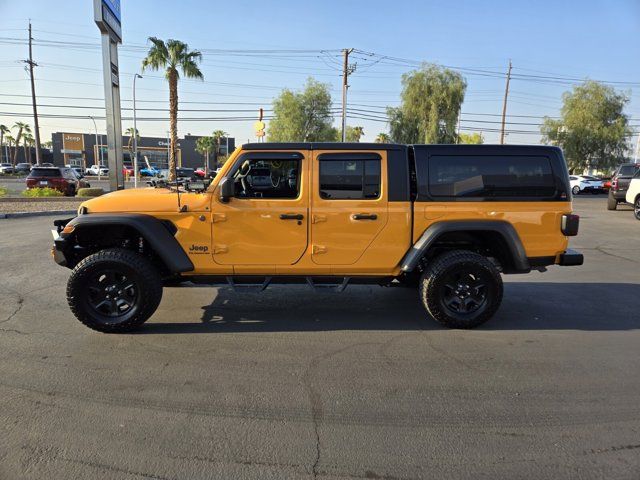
135, 282, 640, 334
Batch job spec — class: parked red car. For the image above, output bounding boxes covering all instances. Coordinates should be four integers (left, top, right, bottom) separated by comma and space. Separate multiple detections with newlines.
194, 167, 206, 178
123, 163, 135, 176
26, 167, 90, 196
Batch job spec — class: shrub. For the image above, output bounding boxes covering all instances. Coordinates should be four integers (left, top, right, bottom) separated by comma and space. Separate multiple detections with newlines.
0, 186, 7, 197
21, 187, 64, 198
77, 187, 104, 197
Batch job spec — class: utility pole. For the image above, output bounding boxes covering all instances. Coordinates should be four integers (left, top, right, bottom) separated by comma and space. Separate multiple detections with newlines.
499, 59, 512, 145
456, 109, 462, 144
132, 74, 142, 188
634, 130, 640, 163
24, 20, 42, 165
341, 48, 355, 142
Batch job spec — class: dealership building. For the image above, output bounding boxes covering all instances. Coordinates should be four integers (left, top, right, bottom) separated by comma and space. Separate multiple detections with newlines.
50, 132, 235, 171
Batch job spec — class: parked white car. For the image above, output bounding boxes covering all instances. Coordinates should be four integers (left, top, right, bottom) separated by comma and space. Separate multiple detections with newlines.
625, 173, 640, 220
85, 165, 109, 176
569, 175, 604, 195
0, 162, 14, 174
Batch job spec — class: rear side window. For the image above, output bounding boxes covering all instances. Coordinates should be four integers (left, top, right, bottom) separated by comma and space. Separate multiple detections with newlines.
30, 168, 61, 178
428, 155, 556, 198
319, 156, 381, 200
618, 165, 638, 176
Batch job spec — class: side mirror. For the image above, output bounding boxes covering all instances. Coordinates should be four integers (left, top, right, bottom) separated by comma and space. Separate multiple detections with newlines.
219, 177, 235, 203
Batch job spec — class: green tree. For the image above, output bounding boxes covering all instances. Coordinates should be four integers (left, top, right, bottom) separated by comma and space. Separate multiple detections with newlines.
388, 64, 466, 144
387, 107, 420, 144
458, 132, 484, 144
0, 125, 9, 162
375, 132, 391, 143
12, 122, 30, 164
142, 38, 203, 180
195, 136, 215, 171
345, 126, 364, 142
541, 81, 631, 172
268, 78, 336, 142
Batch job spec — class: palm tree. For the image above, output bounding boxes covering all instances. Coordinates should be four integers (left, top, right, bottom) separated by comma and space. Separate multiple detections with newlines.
375, 132, 391, 143
125, 127, 140, 161
142, 38, 203, 180
0, 125, 9, 163
195, 136, 215, 173
23, 132, 34, 164
212, 129, 227, 165
12, 122, 30, 164
352, 126, 364, 142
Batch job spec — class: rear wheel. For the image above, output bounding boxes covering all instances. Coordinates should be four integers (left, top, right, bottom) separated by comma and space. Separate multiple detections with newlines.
607, 191, 618, 210
67, 248, 163, 333
419, 251, 503, 329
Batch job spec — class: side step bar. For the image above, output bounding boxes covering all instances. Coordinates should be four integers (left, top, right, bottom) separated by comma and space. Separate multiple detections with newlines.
226, 276, 351, 292
173, 275, 395, 291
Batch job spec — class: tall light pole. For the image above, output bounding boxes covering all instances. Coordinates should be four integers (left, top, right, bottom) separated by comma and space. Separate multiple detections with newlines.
132, 73, 142, 188
89, 115, 101, 181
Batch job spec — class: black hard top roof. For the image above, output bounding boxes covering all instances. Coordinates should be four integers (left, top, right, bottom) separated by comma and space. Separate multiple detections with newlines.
242, 142, 404, 151
241, 142, 562, 155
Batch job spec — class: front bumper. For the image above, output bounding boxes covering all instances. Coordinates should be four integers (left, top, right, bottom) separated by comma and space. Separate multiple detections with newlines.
558, 249, 584, 266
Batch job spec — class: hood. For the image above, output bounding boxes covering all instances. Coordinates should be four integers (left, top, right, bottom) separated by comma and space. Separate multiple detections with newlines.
80, 187, 211, 213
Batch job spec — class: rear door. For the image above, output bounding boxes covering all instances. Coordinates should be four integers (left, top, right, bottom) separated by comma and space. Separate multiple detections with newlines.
310, 150, 388, 265
211, 150, 309, 267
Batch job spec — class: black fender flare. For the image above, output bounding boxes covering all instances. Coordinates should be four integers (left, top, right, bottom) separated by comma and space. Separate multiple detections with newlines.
62, 213, 194, 273
400, 220, 530, 273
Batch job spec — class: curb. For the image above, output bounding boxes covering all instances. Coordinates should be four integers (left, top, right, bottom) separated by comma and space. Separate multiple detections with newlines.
0, 210, 76, 219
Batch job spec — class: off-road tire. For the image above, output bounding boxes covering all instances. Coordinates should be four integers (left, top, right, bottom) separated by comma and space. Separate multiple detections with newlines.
607, 191, 617, 210
419, 250, 503, 329
67, 248, 163, 333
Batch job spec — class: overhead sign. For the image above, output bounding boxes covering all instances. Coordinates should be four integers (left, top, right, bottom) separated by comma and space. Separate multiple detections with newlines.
94, 0, 122, 43
102, 0, 121, 22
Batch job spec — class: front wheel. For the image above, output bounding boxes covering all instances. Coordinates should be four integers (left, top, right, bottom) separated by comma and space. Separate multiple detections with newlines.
419, 251, 503, 329
572, 185, 580, 195
635, 197, 640, 221
67, 248, 163, 332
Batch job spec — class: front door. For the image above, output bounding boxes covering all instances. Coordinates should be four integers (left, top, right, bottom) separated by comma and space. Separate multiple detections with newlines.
310, 150, 388, 265
211, 150, 308, 267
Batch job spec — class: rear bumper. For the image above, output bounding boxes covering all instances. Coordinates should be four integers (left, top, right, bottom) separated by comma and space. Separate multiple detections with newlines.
558, 249, 584, 266
611, 189, 627, 200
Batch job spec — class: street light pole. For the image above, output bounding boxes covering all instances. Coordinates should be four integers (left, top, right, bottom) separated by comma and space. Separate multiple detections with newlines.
89, 115, 101, 182
132, 74, 142, 188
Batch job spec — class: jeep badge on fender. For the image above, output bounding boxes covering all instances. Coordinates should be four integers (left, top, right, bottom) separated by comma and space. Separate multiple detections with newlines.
51, 143, 583, 333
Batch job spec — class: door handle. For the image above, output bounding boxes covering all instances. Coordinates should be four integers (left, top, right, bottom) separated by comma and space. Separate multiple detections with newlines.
351, 213, 378, 221
279, 213, 304, 220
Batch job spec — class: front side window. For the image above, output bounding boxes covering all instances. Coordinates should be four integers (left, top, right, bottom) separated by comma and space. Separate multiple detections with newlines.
428, 155, 556, 198
231, 158, 300, 199
319, 157, 381, 200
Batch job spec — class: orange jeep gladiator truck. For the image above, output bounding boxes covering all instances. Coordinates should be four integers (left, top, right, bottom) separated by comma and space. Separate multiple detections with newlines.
51, 143, 582, 332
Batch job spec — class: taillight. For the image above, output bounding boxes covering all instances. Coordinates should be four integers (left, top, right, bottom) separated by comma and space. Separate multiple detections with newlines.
612, 178, 618, 190
561, 214, 579, 236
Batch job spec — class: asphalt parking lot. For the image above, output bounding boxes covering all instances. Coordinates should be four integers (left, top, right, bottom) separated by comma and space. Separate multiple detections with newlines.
0, 196, 638, 480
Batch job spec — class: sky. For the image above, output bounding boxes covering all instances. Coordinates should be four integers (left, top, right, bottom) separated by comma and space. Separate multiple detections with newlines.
0, 0, 639, 149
